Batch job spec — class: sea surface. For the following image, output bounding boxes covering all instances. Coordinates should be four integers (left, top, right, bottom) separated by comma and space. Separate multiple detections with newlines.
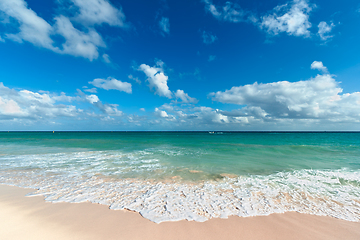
0, 131, 359, 223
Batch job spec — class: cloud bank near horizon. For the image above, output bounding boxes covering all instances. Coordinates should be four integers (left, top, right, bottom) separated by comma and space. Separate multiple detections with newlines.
1, 61, 360, 130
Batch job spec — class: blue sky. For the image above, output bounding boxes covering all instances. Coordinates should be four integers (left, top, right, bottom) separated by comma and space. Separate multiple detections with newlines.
0, 0, 360, 131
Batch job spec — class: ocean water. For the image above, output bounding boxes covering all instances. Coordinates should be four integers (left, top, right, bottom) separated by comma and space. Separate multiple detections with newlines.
0, 131, 359, 223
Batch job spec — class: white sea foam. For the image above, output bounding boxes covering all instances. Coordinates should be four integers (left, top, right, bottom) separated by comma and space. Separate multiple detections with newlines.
0, 150, 166, 177
0, 147, 359, 223
0, 168, 359, 223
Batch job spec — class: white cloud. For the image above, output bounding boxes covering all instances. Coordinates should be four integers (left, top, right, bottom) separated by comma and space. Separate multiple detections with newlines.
54, 15, 106, 61
202, 31, 217, 44
0, 97, 23, 116
102, 53, 111, 63
311, 61, 328, 73
82, 86, 97, 93
317, 21, 335, 41
187, 107, 229, 124
161, 104, 174, 112
202, 0, 255, 23
203, 0, 315, 39
138, 63, 172, 98
128, 74, 141, 84
138, 61, 198, 103
0, 36, 5, 42
0, 0, 56, 50
89, 77, 132, 93
85, 93, 123, 116
85, 94, 100, 104
209, 63, 360, 122
0, 82, 79, 119
0, 83, 130, 128
208, 55, 216, 62
150, 104, 245, 128
194, 107, 229, 124
101, 103, 123, 116
260, 0, 313, 37
159, 17, 170, 35
0, 0, 126, 61
70, 0, 126, 27
154, 107, 176, 121
174, 90, 198, 104
52, 92, 78, 102
155, 107, 168, 118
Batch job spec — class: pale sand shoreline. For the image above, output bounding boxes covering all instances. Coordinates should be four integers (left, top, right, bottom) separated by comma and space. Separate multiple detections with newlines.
1, 184, 359, 240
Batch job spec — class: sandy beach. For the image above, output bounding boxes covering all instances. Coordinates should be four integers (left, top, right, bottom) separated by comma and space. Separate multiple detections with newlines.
0, 184, 359, 240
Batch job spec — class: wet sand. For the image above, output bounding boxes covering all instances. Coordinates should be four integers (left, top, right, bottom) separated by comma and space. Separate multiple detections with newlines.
0, 184, 359, 240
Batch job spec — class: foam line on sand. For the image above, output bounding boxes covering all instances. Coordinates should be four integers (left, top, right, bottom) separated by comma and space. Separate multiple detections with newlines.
0, 184, 359, 240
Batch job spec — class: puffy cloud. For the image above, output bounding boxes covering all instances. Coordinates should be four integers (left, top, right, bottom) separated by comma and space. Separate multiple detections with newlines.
70, 0, 126, 27
0, 98, 23, 116
219, 106, 269, 120
311, 61, 328, 73
0, 82, 79, 119
138, 63, 172, 98
89, 77, 132, 93
55, 0, 126, 60
317, 21, 335, 41
203, 0, 316, 39
202, 0, 255, 23
54, 15, 105, 61
85, 94, 100, 104
194, 107, 229, 124
202, 31, 217, 44
260, 0, 313, 37
84, 93, 123, 116
0, 0, 126, 60
154, 107, 176, 121
174, 90, 198, 104
149, 104, 261, 129
0, 82, 129, 128
138, 61, 198, 104
209, 63, 360, 122
155, 107, 168, 118
159, 17, 170, 35
0, 0, 56, 50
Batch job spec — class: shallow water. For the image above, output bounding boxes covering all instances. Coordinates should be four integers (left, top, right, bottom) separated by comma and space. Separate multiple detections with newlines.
0, 131, 359, 223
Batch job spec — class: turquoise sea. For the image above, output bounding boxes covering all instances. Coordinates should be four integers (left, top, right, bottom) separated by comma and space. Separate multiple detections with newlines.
0, 131, 359, 223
